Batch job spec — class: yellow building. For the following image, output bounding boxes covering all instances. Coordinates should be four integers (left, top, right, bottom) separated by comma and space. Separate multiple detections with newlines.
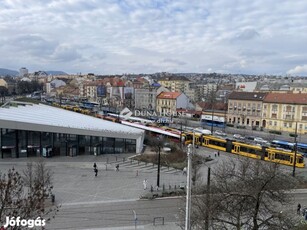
158, 76, 190, 93
156, 92, 191, 115
0, 79, 8, 88
263, 93, 307, 134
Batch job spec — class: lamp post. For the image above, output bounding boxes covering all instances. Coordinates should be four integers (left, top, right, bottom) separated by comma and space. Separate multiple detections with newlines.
185, 131, 195, 230
185, 143, 193, 230
292, 121, 298, 177
157, 145, 161, 187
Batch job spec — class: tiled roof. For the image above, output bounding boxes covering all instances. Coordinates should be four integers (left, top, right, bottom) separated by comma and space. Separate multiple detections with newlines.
157, 92, 181, 99
159, 76, 190, 81
228, 92, 267, 101
263, 93, 307, 104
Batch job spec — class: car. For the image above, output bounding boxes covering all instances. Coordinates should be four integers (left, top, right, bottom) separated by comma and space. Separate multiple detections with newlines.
233, 134, 245, 140
214, 130, 227, 137
254, 137, 269, 144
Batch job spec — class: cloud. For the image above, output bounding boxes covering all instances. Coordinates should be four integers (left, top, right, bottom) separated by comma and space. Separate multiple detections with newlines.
162, 59, 186, 66
287, 65, 307, 75
236, 28, 260, 40
0, 0, 307, 75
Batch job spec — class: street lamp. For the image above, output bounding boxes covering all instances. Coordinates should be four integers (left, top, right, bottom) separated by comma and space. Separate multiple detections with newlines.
293, 121, 298, 177
157, 145, 161, 187
185, 143, 193, 230
185, 131, 195, 230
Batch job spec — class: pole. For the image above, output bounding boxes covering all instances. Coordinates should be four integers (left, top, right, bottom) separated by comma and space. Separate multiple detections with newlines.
133, 210, 137, 229
180, 122, 183, 149
185, 144, 192, 230
205, 167, 211, 230
293, 121, 298, 177
211, 102, 214, 134
157, 146, 161, 187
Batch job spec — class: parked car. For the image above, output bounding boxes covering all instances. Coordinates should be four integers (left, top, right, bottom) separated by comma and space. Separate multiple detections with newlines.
254, 137, 269, 145
214, 130, 227, 137
233, 134, 245, 140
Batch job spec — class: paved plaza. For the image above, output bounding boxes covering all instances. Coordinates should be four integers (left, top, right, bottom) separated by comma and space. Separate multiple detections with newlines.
0, 152, 188, 205
1, 147, 307, 229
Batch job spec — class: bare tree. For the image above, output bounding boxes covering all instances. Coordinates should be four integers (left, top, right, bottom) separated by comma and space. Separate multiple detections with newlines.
184, 158, 299, 230
23, 160, 53, 209
0, 161, 58, 229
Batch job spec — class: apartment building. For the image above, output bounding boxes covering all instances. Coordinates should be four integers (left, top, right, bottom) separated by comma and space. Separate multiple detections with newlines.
158, 76, 190, 92
227, 92, 267, 128
156, 92, 191, 114
134, 86, 169, 111
262, 93, 307, 134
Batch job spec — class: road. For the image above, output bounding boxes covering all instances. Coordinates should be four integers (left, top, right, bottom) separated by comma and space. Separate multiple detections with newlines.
171, 118, 307, 143
46, 191, 307, 230
47, 198, 184, 230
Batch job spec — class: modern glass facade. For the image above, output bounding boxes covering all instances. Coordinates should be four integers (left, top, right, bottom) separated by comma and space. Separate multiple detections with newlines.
0, 128, 136, 158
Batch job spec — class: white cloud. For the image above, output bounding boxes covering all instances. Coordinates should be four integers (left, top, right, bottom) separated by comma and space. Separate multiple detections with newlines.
0, 0, 307, 75
287, 65, 307, 75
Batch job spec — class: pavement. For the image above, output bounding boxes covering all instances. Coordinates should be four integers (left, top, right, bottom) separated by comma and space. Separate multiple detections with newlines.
1, 146, 307, 229
0, 152, 187, 205
0, 149, 188, 229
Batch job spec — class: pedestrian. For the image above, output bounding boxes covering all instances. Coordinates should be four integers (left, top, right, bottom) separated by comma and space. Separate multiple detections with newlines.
218, 151, 220, 157
94, 168, 98, 177
116, 164, 119, 171
297, 203, 301, 215
143, 179, 147, 190
93, 162, 97, 169
182, 167, 187, 175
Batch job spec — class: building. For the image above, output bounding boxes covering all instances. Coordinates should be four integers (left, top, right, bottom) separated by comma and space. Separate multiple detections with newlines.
134, 85, 169, 111
156, 92, 193, 115
19, 67, 29, 77
0, 102, 144, 158
0, 79, 8, 88
158, 76, 190, 92
227, 92, 267, 128
262, 93, 307, 134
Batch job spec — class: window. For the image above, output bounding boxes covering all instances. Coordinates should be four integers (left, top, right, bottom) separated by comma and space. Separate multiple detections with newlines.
284, 122, 287, 127
269, 121, 272, 126
272, 104, 278, 111
274, 121, 277, 126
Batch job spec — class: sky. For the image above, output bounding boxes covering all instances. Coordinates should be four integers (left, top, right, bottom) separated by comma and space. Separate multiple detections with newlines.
1, 0, 307, 76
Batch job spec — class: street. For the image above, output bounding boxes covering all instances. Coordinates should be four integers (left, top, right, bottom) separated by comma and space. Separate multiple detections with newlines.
47, 198, 183, 230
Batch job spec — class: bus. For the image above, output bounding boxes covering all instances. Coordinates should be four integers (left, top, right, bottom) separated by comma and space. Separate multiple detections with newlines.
201, 115, 225, 128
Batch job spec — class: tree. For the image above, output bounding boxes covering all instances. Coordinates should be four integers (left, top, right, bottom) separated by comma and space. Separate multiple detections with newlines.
0, 161, 58, 229
186, 158, 299, 230
0, 86, 8, 103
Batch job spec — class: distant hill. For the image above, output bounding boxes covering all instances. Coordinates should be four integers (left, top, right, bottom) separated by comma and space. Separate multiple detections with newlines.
45, 70, 67, 75
0, 68, 18, 76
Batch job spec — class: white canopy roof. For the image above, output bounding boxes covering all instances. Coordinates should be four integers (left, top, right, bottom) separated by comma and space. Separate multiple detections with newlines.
0, 103, 144, 140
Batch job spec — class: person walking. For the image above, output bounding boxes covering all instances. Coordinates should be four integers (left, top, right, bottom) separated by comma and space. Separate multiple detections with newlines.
297, 203, 301, 215
182, 167, 187, 175
116, 164, 119, 172
94, 168, 98, 177
93, 162, 97, 170
143, 179, 147, 190
217, 151, 220, 157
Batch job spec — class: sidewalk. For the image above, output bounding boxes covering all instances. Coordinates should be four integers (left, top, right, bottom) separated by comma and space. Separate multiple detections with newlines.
0, 152, 186, 205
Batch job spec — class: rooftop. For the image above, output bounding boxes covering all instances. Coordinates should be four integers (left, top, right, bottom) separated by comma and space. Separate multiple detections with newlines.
157, 92, 181, 99
263, 93, 307, 104
228, 91, 267, 101
0, 102, 144, 139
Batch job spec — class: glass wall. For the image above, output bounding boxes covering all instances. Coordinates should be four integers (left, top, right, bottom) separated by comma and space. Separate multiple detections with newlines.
0, 129, 137, 158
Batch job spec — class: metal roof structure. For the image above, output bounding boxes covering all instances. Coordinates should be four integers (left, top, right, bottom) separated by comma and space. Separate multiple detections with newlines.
0, 102, 145, 153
